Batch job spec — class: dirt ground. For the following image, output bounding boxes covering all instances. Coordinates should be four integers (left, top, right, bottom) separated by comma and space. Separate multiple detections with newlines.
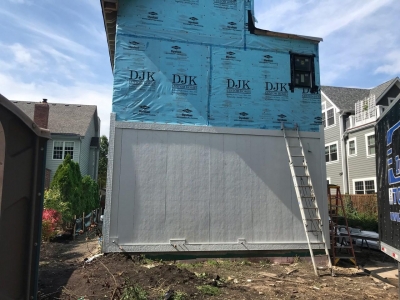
38, 230, 399, 299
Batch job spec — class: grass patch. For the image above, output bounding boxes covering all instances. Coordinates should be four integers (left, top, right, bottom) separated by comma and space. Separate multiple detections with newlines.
176, 262, 203, 269
121, 282, 147, 300
206, 260, 219, 267
174, 291, 188, 300
197, 285, 220, 296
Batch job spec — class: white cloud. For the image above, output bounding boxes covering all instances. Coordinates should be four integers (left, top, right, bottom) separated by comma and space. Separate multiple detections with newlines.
0, 72, 113, 136
375, 51, 400, 76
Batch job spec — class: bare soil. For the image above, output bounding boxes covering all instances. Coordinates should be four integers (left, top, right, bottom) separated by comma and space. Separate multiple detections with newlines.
38, 231, 399, 299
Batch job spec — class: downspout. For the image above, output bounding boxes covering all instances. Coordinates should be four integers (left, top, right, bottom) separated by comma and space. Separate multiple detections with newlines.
339, 111, 349, 193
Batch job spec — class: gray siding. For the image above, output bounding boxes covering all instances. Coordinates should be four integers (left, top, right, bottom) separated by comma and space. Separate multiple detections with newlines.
46, 137, 81, 183
377, 84, 400, 106
104, 122, 329, 252
79, 116, 96, 179
346, 125, 376, 194
322, 95, 343, 190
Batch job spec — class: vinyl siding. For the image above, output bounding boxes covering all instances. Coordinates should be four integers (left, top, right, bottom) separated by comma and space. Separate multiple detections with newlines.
79, 116, 96, 179
377, 84, 400, 106
46, 137, 81, 183
322, 97, 343, 189
346, 125, 376, 193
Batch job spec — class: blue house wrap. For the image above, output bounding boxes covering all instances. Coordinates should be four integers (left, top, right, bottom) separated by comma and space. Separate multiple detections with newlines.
112, 0, 322, 132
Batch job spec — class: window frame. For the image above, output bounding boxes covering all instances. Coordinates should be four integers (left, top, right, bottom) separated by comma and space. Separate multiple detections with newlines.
325, 141, 339, 164
352, 177, 376, 194
322, 107, 336, 129
290, 53, 317, 92
348, 138, 357, 157
365, 132, 375, 157
52, 141, 75, 160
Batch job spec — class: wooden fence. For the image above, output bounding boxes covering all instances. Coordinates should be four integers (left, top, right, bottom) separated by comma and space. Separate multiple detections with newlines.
344, 194, 378, 215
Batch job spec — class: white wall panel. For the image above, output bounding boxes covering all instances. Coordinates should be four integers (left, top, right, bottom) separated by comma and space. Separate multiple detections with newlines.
104, 118, 329, 253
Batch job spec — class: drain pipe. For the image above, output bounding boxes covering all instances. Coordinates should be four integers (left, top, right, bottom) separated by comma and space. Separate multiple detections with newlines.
339, 111, 349, 193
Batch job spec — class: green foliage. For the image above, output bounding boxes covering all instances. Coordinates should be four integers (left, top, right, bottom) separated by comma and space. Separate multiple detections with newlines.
121, 281, 147, 300
174, 291, 188, 300
43, 188, 72, 222
196, 285, 220, 296
81, 175, 99, 213
338, 194, 378, 231
98, 135, 109, 189
51, 154, 83, 216
50, 154, 99, 218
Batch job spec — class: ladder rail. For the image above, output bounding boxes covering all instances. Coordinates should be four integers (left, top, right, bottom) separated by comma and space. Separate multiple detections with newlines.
282, 124, 332, 276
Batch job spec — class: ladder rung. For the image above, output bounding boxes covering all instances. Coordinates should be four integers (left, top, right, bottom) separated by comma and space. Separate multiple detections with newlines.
295, 175, 309, 177
333, 255, 356, 259
304, 207, 318, 209
291, 155, 304, 157
306, 230, 322, 233
293, 165, 307, 167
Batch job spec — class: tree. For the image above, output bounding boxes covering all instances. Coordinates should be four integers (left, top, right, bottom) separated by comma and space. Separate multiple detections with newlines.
51, 154, 83, 217
98, 135, 109, 189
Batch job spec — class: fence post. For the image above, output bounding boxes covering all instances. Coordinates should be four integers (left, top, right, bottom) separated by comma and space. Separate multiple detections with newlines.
83, 212, 85, 233
73, 215, 76, 241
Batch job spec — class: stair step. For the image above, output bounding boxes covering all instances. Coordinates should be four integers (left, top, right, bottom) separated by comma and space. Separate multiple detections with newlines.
333, 255, 356, 259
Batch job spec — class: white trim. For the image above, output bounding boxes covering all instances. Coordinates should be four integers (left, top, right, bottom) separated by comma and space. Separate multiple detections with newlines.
321, 101, 326, 111
52, 140, 75, 160
325, 141, 339, 164
321, 91, 340, 112
322, 107, 336, 129
389, 97, 396, 105
326, 177, 331, 184
365, 132, 375, 158
347, 138, 357, 157
352, 177, 376, 194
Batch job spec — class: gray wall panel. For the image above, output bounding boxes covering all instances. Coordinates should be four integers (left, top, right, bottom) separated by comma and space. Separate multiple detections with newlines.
105, 121, 329, 252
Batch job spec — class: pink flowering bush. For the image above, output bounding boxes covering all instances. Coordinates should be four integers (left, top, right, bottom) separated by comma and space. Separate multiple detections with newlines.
42, 209, 62, 241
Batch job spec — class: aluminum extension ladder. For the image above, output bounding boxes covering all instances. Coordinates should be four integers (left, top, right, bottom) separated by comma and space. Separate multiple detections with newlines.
282, 124, 333, 276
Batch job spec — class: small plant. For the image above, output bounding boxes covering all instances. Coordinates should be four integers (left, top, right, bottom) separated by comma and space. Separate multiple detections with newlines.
240, 260, 251, 266
259, 259, 271, 267
194, 272, 207, 279
42, 209, 62, 241
293, 255, 302, 263
197, 285, 220, 296
174, 291, 188, 300
206, 260, 219, 267
121, 282, 147, 300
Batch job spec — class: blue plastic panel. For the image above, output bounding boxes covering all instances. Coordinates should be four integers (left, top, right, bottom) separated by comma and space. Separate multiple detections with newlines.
113, 35, 210, 125
117, 0, 252, 46
112, 0, 322, 132
209, 47, 321, 131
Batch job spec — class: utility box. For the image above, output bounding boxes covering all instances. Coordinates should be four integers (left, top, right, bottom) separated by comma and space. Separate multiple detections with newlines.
376, 95, 400, 260
101, 0, 328, 254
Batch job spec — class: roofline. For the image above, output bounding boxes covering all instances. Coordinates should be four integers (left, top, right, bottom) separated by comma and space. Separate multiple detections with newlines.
0, 94, 50, 139
374, 77, 400, 104
321, 91, 340, 112
100, 1, 322, 69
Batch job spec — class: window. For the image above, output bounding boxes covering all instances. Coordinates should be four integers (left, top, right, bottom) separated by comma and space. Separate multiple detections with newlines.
348, 138, 357, 156
353, 178, 376, 194
53, 141, 75, 160
290, 53, 316, 92
325, 142, 338, 163
322, 107, 335, 128
389, 97, 395, 105
365, 133, 375, 156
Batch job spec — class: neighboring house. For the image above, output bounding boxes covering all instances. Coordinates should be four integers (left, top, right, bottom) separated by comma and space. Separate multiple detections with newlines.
321, 77, 400, 194
12, 100, 100, 188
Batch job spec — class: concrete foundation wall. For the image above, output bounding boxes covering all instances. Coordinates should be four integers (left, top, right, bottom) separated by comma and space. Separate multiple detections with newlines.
103, 115, 328, 253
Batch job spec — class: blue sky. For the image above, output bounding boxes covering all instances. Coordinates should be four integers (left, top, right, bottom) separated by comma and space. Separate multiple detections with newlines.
1, 0, 399, 136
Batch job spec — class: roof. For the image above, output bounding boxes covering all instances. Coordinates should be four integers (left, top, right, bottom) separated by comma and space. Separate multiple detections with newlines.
12, 101, 98, 137
0, 95, 50, 139
100, 0, 322, 70
322, 77, 400, 112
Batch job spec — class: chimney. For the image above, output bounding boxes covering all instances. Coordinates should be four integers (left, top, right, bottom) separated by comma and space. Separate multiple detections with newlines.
33, 99, 50, 129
